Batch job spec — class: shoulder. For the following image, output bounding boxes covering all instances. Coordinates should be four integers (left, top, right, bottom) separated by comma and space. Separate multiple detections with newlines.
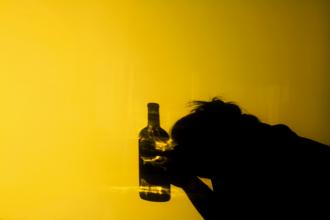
271, 124, 297, 137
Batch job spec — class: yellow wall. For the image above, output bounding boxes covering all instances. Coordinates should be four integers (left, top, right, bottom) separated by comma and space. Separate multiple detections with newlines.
0, 1, 329, 220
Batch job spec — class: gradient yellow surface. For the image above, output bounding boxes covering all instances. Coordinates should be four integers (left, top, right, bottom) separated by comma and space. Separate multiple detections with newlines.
0, 0, 329, 220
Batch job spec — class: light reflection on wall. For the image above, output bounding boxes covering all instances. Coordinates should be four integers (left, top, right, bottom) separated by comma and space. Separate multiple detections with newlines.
0, 0, 328, 220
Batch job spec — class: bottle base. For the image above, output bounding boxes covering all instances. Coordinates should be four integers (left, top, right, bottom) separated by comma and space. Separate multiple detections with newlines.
139, 191, 170, 202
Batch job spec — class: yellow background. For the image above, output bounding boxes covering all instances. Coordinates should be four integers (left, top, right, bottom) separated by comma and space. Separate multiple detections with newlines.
0, 0, 329, 219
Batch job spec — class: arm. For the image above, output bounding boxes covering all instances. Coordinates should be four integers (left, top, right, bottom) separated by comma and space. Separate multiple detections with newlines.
179, 176, 218, 220
164, 151, 219, 219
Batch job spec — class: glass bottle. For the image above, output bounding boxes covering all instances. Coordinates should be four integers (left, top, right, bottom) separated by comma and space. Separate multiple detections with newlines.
139, 103, 171, 202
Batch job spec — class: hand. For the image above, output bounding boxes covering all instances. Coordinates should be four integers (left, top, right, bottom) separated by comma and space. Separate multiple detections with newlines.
165, 153, 196, 188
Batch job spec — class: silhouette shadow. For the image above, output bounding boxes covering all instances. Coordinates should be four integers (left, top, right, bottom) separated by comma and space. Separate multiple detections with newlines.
166, 98, 330, 219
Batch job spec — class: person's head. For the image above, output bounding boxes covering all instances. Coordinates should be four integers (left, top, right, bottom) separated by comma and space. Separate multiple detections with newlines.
170, 97, 260, 178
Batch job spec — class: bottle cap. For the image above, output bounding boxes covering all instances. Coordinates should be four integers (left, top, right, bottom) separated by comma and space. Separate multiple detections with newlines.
147, 103, 159, 109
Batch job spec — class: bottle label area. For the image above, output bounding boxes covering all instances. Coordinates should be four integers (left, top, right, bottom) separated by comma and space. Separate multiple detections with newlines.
139, 138, 171, 201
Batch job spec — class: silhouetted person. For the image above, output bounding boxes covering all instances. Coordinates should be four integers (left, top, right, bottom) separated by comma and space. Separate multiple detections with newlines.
166, 98, 330, 219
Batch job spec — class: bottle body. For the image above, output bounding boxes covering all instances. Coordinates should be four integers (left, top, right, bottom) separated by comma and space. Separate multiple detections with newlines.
139, 103, 171, 202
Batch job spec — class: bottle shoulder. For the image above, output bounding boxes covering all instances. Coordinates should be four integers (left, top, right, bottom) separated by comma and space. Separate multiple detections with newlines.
139, 126, 169, 139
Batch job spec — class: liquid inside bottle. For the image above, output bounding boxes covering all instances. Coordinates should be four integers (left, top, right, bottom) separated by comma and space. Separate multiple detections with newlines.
139, 103, 171, 202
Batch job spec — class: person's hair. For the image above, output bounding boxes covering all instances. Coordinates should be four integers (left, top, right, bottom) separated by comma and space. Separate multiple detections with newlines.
170, 97, 260, 162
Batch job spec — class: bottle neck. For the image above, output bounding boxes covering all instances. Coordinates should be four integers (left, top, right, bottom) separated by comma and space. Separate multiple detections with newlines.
147, 103, 161, 128
148, 112, 160, 128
